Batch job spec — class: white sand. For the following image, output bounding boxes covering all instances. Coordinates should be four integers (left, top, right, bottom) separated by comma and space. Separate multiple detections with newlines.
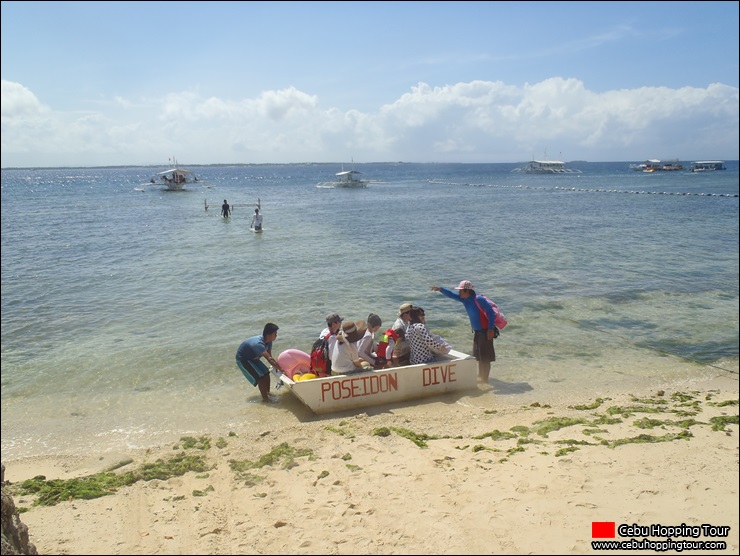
4, 374, 738, 555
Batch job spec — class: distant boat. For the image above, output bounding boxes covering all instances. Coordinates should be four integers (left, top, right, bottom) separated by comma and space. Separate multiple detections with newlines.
629, 159, 684, 172
512, 152, 581, 174
139, 158, 206, 191
690, 160, 726, 172
334, 169, 368, 188
316, 160, 369, 188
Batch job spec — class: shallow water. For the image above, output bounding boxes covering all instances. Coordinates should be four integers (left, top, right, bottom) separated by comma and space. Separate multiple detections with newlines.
2, 161, 738, 459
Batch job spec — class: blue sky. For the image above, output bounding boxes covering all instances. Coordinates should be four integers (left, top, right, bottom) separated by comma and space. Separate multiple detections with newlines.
2, 1, 738, 167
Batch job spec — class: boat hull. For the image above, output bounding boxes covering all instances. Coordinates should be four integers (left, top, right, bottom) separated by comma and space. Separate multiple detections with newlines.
277, 349, 478, 414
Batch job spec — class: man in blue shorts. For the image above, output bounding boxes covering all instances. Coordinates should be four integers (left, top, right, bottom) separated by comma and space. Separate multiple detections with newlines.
236, 322, 284, 402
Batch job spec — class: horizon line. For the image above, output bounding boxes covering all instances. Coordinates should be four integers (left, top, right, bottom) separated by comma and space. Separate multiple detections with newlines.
3, 159, 737, 171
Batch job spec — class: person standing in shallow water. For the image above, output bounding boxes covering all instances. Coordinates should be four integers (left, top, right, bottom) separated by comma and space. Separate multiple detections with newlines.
251, 208, 263, 231
235, 323, 284, 402
221, 199, 231, 218
430, 280, 497, 383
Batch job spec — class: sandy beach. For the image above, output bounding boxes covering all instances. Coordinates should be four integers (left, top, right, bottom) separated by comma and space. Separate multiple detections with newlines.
4, 373, 738, 555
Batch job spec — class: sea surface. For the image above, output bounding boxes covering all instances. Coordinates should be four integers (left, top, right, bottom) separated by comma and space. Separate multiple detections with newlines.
2, 161, 738, 460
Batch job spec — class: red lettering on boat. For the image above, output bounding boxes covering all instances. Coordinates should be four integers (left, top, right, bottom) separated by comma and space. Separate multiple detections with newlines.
422, 364, 457, 386
320, 372, 399, 401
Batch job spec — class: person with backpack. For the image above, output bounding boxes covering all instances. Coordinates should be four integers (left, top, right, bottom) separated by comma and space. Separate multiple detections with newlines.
309, 313, 342, 376
430, 280, 497, 383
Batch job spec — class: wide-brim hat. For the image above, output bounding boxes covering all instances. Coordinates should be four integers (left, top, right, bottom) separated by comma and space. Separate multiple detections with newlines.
397, 302, 413, 317
342, 320, 367, 343
454, 280, 474, 291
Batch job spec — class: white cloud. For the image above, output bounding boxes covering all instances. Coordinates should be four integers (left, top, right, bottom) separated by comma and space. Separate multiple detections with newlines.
1, 80, 48, 119
1, 77, 737, 167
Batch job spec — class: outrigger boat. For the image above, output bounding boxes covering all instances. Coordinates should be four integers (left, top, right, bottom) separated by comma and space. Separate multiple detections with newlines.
275, 349, 478, 414
138, 157, 209, 191
333, 169, 368, 188
511, 151, 581, 174
629, 159, 684, 172
316, 160, 369, 188
690, 160, 726, 172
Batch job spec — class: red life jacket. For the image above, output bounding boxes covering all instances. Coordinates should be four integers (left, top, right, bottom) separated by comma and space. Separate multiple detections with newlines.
375, 328, 399, 359
310, 335, 332, 377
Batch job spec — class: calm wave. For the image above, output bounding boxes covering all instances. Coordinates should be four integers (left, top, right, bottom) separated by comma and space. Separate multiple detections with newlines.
2, 162, 738, 459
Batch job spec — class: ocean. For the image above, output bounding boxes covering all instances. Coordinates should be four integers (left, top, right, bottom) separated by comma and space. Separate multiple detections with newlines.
2, 161, 738, 460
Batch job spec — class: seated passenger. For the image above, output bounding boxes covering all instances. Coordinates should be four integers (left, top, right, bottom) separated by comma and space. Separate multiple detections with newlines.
407, 307, 451, 365
392, 302, 413, 366
376, 325, 404, 369
357, 313, 383, 368
320, 312, 343, 359
331, 320, 372, 375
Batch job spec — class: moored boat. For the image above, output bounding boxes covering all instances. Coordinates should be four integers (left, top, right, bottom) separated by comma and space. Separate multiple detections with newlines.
317, 160, 369, 188
140, 157, 205, 191
630, 159, 684, 172
275, 349, 477, 414
512, 152, 581, 174
334, 169, 368, 188
690, 160, 726, 172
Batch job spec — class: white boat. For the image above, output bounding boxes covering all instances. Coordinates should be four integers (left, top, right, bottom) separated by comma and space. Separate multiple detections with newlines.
276, 349, 478, 414
334, 169, 368, 188
140, 158, 204, 191
690, 160, 726, 172
629, 159, 684, 172
316, 161, 369, 188
512, 153, 581, 174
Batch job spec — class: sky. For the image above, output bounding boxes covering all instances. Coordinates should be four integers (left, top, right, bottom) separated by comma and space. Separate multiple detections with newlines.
1, 1, 738, 168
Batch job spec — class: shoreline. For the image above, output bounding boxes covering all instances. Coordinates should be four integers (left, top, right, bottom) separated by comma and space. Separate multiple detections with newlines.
4, 373, 738, 555
3, 350, 736, 463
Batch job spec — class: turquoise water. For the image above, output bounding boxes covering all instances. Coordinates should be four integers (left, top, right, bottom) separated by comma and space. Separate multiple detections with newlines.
2, 162, 738, 459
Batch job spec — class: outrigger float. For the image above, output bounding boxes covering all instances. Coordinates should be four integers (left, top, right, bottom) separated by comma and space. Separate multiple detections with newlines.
274, 349, 478, 414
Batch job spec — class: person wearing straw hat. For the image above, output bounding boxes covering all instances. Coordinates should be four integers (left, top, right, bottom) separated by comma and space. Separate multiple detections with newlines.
391, 302, 413, 366
430, 280, 497, 382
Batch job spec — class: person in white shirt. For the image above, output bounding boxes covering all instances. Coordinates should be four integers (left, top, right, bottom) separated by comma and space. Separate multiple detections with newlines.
331, 321, 371, 374
250, 208, 263, 231
319, 312, 343, 358
357, 313, 382, 368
